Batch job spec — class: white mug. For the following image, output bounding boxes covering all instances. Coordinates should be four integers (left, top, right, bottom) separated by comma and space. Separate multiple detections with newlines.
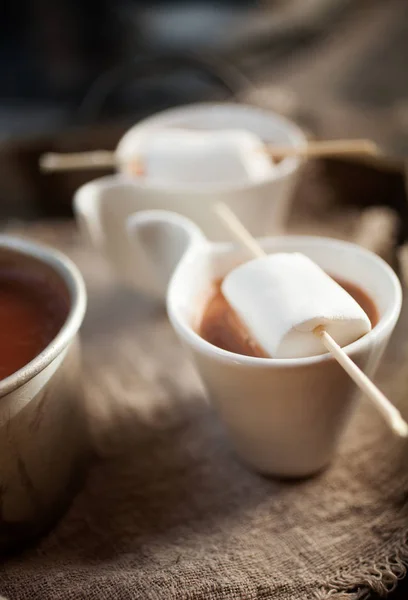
0, 237, 88, 552
127, 210, 402, 478
74, 102, 306, 299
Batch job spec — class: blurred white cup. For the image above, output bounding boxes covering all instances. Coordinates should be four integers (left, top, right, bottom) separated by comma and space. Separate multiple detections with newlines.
74, 102, 306, 299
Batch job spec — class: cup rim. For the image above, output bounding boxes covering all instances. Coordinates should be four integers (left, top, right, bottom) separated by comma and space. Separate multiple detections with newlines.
116, 102, 307, 193
168, 235, 402, 368
0, 236, 87, 396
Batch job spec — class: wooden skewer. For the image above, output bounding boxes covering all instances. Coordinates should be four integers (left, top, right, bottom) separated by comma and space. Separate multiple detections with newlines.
263, 139, 380, 159
40, 151, 116, 172
213, 202, 408, 438
39, 138, 379, 173
315, 327, 408, 438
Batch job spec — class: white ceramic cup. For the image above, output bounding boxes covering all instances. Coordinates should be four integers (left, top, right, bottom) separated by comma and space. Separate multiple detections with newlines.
74, 102, 306, 299
127, 210, 402, 478
0, 237, 89, 552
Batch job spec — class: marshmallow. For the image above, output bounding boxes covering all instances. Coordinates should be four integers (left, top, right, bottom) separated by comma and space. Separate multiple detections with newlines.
222, 253, 372, 358
118, 128, 274, 185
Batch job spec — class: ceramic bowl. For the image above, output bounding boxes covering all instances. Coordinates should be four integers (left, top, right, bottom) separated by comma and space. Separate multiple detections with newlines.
0, 237, 89, 552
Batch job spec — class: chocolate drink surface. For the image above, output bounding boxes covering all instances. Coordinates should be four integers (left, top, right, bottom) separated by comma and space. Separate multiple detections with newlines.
198, 276, 378, 358
0, 265, 69, 380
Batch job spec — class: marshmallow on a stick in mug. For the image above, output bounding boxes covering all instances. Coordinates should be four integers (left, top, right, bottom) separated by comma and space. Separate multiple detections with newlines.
214, 202, 408, 438
40, 128, 379, 176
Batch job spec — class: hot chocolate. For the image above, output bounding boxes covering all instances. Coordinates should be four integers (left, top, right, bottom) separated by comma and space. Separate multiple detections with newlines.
198, 276, 378, 358
0, 263, 69, 380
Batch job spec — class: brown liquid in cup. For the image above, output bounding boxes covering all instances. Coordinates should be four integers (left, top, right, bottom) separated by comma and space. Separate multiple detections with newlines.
0, 265, 69, 380
198, 276, 379, 358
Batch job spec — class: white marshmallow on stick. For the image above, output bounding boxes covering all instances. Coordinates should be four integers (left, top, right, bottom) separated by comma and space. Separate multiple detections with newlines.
222, 252, 372, 359
214, 202, 408, 438
118, 128, 274, 185
39, 138, 379, 172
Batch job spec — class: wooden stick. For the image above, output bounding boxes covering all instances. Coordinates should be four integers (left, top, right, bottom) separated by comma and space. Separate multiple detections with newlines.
40, 151, 116, 172
213, 203, 265, 259
39, 138, 379, 173
264, 139, 380, 159
315, 328, 408, 437
214, 201, 408, 438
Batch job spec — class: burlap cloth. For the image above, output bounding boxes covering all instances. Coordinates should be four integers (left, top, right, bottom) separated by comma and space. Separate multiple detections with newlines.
1, 162, 408, 600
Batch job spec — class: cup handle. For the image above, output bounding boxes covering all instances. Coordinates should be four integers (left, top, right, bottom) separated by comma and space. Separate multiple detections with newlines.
127, 210, 206, 293
73, 183, 105, 250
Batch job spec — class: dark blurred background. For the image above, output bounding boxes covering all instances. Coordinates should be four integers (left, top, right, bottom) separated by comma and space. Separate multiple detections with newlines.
0, 0, 407, 220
